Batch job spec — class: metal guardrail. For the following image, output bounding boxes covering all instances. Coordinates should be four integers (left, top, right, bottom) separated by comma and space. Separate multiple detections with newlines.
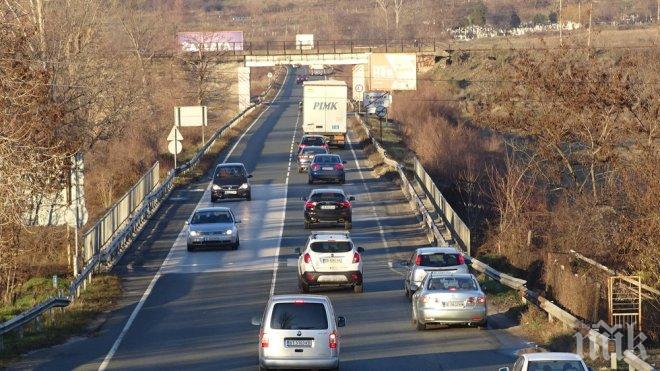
352, 113, 655, 371
0, 68, 285, 350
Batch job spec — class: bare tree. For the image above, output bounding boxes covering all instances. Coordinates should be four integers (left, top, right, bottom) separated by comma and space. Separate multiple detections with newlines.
374, 0, 391, 40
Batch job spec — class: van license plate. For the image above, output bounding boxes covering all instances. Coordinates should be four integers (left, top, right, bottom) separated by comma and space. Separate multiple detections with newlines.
284, 339, 312, 348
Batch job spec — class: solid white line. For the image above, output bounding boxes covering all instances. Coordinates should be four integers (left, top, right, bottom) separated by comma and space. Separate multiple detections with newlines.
98, 68, 290, 371
346, 133, 394, 273
269, 106, 300, 297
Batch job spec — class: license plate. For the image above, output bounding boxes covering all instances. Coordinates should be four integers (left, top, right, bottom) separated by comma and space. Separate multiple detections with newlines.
284, 339, 312, 348
322, 257, 342, 264
322, 167, 334, 171
205, 236, 225, 242
224, 190, 237, 194
320, 205, 336, 210
318, 275, 347, 282
446, 301, 464, 307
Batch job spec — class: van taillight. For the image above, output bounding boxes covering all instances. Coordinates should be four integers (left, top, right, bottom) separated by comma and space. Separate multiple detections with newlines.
352, 252, 360, 263
260, 331, 269, 348
304, 253, 311, 263
457, 254, 465, 265
329, 331, 337, 349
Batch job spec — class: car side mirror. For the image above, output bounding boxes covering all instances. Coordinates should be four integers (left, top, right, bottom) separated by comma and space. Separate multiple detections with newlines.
587, 368, 594, 371
410, 284, 420, 292
235, 220, 242, 224
300, 196, 307, 201
295, 248, 301, 256
348, 196, 355, 201
342, 160, 347, 164
251, 316, 262, 326
184, 220, 189, 225
336, 316, 346, 328
247, 174, 253, 178
357, 247, 365, 253
498, 368, 510, 371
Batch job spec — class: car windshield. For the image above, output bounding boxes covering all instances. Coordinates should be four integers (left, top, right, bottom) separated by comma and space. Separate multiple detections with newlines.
310, 241, 352, 253
526, 360, 586, 371
301, 147, 327, 156
270, 303, 328, 330
427, 276, 478, 291
313, 155, 340, 164
310, 192, 344, 202
191, 210, 233, 224
419, 253, 461, 267
215, 166, 244, 178
302, 137, 325, 146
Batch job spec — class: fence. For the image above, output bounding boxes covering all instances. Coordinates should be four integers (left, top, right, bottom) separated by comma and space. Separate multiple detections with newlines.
352, 113, 656, 371
82, 162, 159, 263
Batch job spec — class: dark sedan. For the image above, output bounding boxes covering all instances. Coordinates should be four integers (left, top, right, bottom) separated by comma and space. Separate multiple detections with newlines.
302, 188, 355, 229
211, 163, 253, 202
308, 154, 346, 184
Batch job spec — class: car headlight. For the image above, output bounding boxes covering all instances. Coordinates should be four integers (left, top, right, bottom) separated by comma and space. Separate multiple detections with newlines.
189, 230, 200, 237
226, 229, 233, 235
239, 183, 249, 190
212, 184, 221, 191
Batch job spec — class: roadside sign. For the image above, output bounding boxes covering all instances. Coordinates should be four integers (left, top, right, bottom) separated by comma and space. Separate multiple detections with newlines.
168, 141, 183, 155
355, 84, 364, 92
167, 126, 184, 141
174, 106, 207, 127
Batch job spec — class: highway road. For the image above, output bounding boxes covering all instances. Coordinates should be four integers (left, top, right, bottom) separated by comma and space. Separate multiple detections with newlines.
10, 69, 528, 371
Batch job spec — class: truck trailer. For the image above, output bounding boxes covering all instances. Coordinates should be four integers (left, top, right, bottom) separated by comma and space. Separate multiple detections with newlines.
302, 80, 347, 148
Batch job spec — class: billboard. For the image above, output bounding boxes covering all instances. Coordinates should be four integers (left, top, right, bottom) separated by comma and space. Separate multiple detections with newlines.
296, 34, 314, 50
177, 31, 244, 52
367, 53, 417, 91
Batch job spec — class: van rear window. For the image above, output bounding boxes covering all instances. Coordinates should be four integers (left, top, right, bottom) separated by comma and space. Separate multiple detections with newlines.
270, 303, 328, 330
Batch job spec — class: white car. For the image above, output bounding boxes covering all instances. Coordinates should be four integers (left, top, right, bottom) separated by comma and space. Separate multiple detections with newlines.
499, 352, 592, 371
404, 246, 469, 299
295, 231, 365, 293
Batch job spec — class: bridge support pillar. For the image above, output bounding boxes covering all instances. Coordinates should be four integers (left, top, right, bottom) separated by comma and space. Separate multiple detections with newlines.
238, 66, 251, 111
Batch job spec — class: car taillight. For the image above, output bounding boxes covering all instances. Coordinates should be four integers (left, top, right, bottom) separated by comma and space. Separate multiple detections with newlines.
352, 252, 360, 263
421, 295, 430, 304
305, 201, 316, 210
311, 164, 321, 171
303, 253, 311, 263
260, 331, 269, 348
338, 201, 351, 208
334, 163, 344, 171
329, 331, 337, 349
477, 295, 486, 304
457, 254, 465, 265
415, 255, 422, 266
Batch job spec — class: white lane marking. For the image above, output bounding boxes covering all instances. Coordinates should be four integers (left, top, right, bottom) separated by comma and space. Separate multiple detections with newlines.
269, 106, 300, 297
98, 68, 291, 371
346, 133, 400, 277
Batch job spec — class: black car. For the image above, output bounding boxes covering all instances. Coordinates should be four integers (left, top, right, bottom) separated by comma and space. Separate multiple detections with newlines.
211, 163, 253, 202
308, 154, 346, 184
302, 188, 355, 229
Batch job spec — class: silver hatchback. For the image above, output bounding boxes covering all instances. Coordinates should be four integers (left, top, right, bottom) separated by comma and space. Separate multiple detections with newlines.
411, 272, 487, 330
252, 295, 346, 370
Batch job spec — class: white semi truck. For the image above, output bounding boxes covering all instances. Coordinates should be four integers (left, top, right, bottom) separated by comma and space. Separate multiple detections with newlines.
302, 80, 347, 148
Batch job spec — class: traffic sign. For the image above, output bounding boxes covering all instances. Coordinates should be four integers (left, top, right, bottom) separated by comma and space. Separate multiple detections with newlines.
168, 141, 182, 155
267, 72, 273, 79
167, 126, 184, 141
355, 84, 364, 93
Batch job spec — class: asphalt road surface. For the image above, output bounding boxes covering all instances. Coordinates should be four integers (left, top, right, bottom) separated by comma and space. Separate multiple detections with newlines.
10, 69, 528, 371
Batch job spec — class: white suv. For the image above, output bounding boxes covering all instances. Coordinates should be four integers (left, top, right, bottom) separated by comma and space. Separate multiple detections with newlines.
295, 231, 365, 293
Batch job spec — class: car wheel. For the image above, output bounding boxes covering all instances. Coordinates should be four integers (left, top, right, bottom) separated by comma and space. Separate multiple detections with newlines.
304, 220, 311, 229
299, 280, 310, 293
307, 178, 313, 185
339, 176, 345, 184
187, 244, 194, 252
232, 237, 240, 250
414, 319, 426, 331
211, 196, 217, 203
259, 366, 268, 371
344, 221, 352, 230
353, 284, 363, 293
298, 168, 302, 173
246, 192, 252, 201
405, 288, 411, 300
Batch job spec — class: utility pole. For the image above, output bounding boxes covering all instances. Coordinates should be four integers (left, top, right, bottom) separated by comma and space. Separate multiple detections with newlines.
588, 1, 593, 48
578, 1, 581, 25
559, 0, 563, 46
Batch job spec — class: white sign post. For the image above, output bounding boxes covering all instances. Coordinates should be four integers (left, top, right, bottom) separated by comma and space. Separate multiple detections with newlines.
167, 126, 184, 168
174, 106, 207, 144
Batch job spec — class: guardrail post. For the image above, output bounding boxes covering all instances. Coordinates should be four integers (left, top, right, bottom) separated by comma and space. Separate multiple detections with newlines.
35, 315, 43, 331
0, 334, 3, 351
333, 40, 336, 53
283, 41, 286, 55
266, 41, 269, 55
433, 38, 436, 53
385, 39, 388, 52
350, 40, 353, 53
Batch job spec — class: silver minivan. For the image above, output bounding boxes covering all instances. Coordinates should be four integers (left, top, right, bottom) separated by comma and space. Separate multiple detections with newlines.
252, 295, 346, 371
